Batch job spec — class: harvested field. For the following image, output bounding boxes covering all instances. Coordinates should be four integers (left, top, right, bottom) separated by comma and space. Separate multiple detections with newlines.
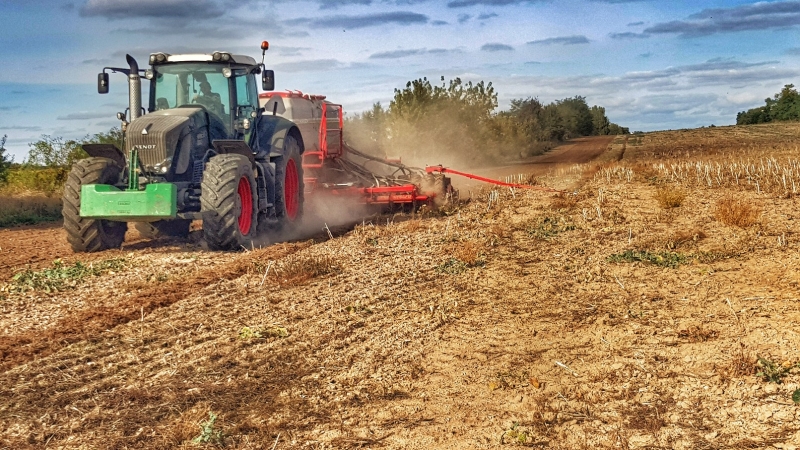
1, 127, 800, 449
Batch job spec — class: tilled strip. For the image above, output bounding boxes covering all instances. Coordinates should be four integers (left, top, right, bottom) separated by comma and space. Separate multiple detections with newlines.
0, 242, 308, 372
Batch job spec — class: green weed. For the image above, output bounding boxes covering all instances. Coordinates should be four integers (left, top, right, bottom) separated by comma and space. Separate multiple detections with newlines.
192, 411, 224, 446
436, 258, 469, 274
526, 216, 576, 240
10, 258, 127, 293
437, 242, 486, 274
501, 422, 531, 446
607, 250, 688, 268
756, 356, 796, 384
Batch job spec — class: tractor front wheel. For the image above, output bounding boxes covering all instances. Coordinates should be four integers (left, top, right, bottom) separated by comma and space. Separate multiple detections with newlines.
62, 157, 128, 252
200, 154, 258, 250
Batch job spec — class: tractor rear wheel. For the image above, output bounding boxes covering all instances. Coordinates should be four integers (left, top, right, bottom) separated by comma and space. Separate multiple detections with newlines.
134, 219, 191, 239
273, 135, 304, 230
200, 154, 258, 250
62, 157, 128, 252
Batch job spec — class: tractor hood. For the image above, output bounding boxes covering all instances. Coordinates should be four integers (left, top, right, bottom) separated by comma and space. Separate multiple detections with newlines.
126, 107, 209, 175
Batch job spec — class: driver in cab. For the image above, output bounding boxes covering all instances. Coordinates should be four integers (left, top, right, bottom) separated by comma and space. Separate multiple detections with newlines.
194, 81, 223, 116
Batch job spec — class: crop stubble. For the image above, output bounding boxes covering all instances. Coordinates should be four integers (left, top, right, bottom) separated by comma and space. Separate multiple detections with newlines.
1, 128, 800, 448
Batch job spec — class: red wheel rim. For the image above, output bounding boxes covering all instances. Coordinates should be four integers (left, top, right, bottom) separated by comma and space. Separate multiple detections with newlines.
237, 175, 253, 234
284, 158, 299, 220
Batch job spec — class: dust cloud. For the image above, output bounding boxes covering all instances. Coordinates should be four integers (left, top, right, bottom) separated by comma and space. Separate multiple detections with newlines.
253, 193, 378, 247
345, 111, 502, 174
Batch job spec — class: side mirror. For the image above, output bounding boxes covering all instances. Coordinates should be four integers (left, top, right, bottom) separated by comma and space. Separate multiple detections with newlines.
98, 72, 109, 94
262, 70, 275, 91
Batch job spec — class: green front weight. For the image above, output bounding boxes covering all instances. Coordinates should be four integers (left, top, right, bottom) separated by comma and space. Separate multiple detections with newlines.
80, 183, 177, 222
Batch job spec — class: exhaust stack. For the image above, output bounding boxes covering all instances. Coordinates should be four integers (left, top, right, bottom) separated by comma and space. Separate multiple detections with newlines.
126, 54, 142, 121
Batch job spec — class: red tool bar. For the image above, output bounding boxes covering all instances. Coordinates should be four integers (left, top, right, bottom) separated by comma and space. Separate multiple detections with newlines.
425, 165, 565, 193
304, 182, 432, 205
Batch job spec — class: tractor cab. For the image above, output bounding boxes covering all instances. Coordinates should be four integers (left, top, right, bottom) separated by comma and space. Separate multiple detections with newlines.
145, 53, 262, 143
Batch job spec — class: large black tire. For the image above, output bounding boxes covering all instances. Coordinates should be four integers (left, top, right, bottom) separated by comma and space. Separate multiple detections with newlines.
273, 135, 304, 230
62, 157, 127, 252
134, 219, 191, 239
200, 154, 258, 250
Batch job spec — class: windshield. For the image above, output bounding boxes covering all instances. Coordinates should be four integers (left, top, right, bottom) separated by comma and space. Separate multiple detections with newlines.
151, 62, 231, 123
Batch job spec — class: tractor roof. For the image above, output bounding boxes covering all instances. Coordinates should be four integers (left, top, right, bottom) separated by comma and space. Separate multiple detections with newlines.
150, 52, 257, 66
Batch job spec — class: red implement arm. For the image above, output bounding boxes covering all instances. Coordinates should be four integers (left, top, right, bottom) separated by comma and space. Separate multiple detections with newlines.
425, 165, 565, 193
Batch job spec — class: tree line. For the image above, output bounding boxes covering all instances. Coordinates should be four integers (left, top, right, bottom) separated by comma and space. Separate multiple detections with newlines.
346, 77, 629, 167
737, 84, 800, 125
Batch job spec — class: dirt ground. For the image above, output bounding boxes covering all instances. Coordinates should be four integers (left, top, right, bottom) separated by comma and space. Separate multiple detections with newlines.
1, 128, 800, 449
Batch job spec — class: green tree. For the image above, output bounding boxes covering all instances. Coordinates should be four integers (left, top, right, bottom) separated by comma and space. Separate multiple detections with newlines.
770, 84, 800, 121
24, 135, 85, 189
608, 123, 630, 135
389, 77, 497, 122
382, 77, 499, 164
0, 134, 13, 185
554, 96, 594, 137
737, 106, 769, 125
590, 105, 610, 135
737, 83, 800, 124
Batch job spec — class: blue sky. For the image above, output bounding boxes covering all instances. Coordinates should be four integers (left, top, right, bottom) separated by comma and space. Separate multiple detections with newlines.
1, 0, 799, 160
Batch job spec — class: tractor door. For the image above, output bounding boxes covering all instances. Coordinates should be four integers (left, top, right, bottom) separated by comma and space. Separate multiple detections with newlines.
234, 74, 259, 145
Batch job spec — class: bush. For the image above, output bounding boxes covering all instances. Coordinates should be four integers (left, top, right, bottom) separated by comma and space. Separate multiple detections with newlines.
654, 186, 686, 209
714, 195, 759, 228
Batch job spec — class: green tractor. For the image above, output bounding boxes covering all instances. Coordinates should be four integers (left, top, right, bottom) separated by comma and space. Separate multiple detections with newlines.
63, 42, 304, 251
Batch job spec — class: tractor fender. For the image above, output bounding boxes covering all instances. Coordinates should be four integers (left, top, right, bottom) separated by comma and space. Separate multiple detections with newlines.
255, 115, 305, 159
82, 144, 126, 169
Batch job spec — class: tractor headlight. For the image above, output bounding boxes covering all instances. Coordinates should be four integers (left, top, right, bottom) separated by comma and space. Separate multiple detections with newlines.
144, 69, 154, 80
149, 53, 171, 65
222, 67, 232, 78
213, 52, 232, 62
147, 157, 172, 174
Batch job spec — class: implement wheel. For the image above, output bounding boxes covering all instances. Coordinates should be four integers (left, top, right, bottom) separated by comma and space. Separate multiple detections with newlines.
200, 154, 257, 250
134, 219, 191, 239
410, 173, 454, 208
273, 135, 304, 229
62, 157, 127, 252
